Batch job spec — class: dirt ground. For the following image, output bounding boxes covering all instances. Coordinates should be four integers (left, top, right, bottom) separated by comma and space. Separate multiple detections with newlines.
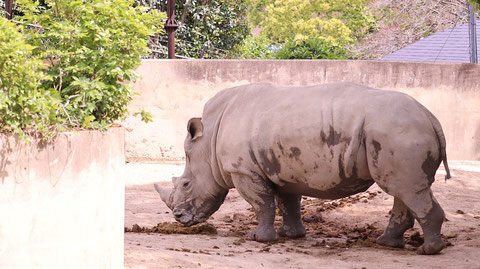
124, 163, 480, 269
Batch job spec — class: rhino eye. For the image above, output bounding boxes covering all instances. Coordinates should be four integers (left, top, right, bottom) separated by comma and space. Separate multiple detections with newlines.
183, 181, 190, 188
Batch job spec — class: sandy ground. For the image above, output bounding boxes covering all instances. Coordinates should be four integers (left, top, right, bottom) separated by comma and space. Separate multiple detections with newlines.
124, 162, 480, 269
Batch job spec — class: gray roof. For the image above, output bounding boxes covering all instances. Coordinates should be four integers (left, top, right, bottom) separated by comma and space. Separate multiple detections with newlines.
382, 21, 480, 63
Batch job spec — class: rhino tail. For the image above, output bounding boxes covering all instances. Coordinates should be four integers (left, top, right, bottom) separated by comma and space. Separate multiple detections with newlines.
437, 131, 452, 181
422, 107, 451, 181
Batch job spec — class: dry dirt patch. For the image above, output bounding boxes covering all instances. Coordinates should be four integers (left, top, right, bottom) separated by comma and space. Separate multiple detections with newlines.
125, 167, 480, 269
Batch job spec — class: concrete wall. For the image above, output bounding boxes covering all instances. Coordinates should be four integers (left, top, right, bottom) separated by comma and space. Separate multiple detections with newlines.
0, 128, 125, 269
126, 60, 480, 162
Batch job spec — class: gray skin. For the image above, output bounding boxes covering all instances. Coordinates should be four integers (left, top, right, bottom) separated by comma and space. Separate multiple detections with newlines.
155, 82, 451, 255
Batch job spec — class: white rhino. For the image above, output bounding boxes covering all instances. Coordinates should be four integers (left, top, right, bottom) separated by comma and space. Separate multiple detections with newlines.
155, 82, 451, 255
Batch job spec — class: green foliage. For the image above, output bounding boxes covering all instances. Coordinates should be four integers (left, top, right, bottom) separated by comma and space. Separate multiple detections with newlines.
275, 36, 347, 59
234, 34, 276, 59
326, 0, 375, 39
246, 0, 270, 27
133, 108, 153, 123
17, 0, 164, 130
174, 0, 250, 58
0, 17, 60, 140
238, 0, 374, 59
247, 0, 374, 45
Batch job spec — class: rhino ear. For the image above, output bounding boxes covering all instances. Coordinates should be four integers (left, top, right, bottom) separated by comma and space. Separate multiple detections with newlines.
187, 118, 203, 141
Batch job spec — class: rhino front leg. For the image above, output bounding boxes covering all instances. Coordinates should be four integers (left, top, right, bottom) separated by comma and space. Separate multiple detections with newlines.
377, 197, 414, 248
231, 173, 277, 242
275, 192, 306, 238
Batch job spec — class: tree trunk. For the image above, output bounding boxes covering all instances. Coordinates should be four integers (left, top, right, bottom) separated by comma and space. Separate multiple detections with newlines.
181, 0, 191, 24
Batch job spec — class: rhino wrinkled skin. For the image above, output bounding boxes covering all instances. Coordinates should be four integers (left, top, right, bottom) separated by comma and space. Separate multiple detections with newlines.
155, 82, 451, 255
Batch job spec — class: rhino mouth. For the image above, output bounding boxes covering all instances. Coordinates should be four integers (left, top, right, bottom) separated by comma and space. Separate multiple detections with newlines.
173, 200, 217, 227
175, 213, 208, 227
174, 211, 194, 226
177, 216, 200, 227
182, 219, 199, 227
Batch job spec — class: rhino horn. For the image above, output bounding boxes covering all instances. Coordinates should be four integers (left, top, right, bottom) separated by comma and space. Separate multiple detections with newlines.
154, 183, 173, 210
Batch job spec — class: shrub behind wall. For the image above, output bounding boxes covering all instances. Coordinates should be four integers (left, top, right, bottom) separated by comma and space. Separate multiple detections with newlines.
15, 0, 163, 133
0, 17, 59, 140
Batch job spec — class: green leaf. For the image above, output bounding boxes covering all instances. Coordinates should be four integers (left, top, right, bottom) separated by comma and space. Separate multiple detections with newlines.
82, 115, 95, 128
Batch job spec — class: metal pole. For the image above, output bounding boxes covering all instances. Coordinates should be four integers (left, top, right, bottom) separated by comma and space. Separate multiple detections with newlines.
5, 0, 13, 20
165, 0, 179, 59
469, 3, 478, 63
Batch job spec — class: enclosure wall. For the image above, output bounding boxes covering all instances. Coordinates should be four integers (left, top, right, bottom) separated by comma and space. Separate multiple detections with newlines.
127, 60, 480, 161
0, 128, 125, 269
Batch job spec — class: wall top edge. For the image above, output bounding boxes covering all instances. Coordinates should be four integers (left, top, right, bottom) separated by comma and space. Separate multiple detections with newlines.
140, 59, 480, 67
0, 126, 124, 141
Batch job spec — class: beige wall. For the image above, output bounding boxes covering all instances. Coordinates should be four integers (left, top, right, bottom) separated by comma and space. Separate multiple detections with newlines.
0, 128, 125, 269
127, 59, 480, 162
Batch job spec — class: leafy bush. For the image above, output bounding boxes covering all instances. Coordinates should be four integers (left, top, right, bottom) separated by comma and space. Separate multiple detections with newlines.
324, 0, 375, 39
17, 0, 164, 130
0, 17, 60, 140
174, 0, 250, 58
275, 36, 347, 59
234, 34, 277, 59
247, 0, 374, 45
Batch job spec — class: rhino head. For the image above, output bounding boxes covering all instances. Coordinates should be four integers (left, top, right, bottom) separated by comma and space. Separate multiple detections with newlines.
155, 117, 229, 226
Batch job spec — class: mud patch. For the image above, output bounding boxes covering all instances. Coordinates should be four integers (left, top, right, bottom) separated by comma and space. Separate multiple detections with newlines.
303, 212, 324, 223
371, 140, 382, 168
222, 213, 258, 237
298, 191, 384, 248
258, 148, 281, 176
422, 151, 439, 184
405, 231, 424, 247
320, 125, 342, 147
232, 157, 243, 169
372, 140, 382, 156
248, 149, 258, 165
288, 147, 302, 160
306, 222, 382, 249
125, 222, 217, 235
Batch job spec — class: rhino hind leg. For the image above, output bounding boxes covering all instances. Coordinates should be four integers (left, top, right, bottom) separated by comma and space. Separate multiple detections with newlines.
376, 181, 445, 254
365, 136, 445, 254
275, 193, 306, 238
387, 187, 445, 255
401, 190, 445, 255
377, 197, 414, 248
231, 173, 277, 242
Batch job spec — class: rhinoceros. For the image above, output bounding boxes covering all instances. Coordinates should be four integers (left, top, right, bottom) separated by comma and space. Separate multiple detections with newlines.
154, 82, 451, 255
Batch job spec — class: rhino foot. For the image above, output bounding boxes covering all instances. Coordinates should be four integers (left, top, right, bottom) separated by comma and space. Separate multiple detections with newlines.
251, 227, 278, 242
417, 239, 445, 255
277, 224, 306, 239
376, 234, 405, 248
